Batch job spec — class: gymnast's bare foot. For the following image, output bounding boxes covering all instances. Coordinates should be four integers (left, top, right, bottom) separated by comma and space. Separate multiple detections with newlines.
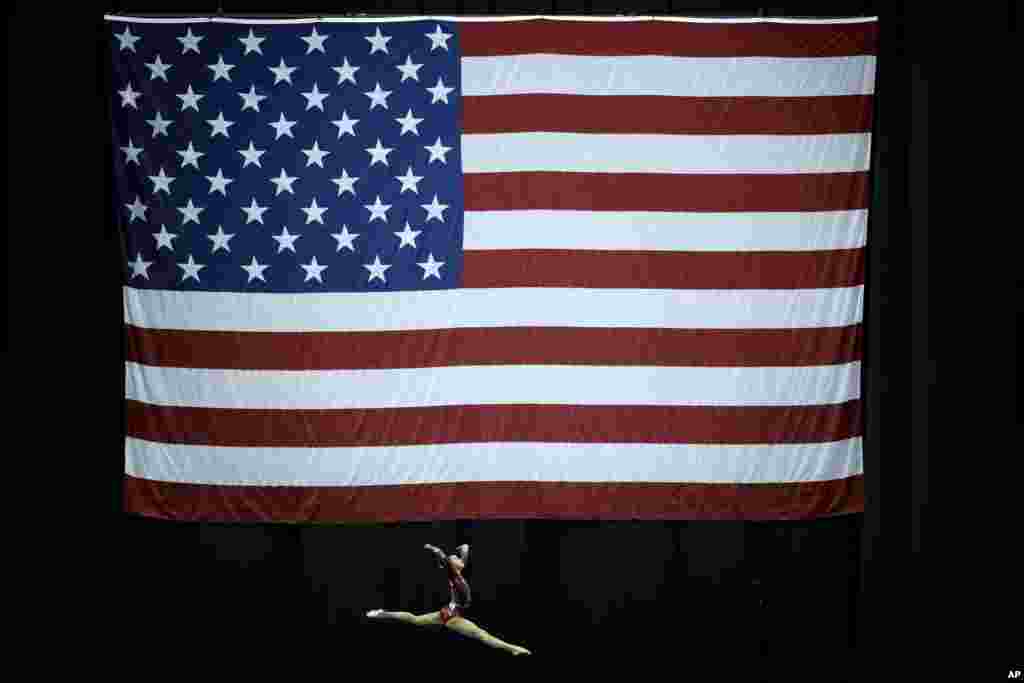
366, 609, 384, 618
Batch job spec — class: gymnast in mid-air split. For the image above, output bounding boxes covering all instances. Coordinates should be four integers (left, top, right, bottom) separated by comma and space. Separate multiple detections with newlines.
366, 543, 532, 656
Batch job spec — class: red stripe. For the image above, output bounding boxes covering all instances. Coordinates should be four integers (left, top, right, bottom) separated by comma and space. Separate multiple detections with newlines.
460, 20, 877, 57
126, 400, 862, 447
124, 474, 864, 522
126, 324, 862, 370
462, 249, 863, 289
464, 172, 869, 212
463, 95, 874, 135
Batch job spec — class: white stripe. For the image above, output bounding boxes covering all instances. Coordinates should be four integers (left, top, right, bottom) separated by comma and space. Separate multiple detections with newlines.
465, 210, 868, 251
125, 436, 863, 486
105, 15, 878, 25
124, 286, 863, 332
462, 54, 875, 97
126, 361, 860, 409
462, 132, 870, 174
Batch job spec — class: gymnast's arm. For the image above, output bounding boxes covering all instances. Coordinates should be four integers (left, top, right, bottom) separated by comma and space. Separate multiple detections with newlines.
424, 543, 449, 569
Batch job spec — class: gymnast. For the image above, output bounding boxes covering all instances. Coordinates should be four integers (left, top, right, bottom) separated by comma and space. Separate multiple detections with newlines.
366, 543, 532, 656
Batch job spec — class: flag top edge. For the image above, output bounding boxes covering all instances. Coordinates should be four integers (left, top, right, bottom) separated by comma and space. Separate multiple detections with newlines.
103, 14, 879, 25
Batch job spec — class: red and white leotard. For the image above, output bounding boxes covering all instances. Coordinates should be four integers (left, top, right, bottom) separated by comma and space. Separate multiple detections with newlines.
430, 547, 471, 623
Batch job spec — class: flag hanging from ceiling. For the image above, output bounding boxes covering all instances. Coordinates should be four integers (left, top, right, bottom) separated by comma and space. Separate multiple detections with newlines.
110, 14, 876, 522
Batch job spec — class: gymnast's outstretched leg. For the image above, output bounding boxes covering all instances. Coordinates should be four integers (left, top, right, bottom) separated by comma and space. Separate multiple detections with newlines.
365, 609, 443, 627
444, 615, 531, 656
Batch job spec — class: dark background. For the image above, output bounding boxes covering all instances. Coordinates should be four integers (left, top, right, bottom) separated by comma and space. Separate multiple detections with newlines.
7, 0, 943, 675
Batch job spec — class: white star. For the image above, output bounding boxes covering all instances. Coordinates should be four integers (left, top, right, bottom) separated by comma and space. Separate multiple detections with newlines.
239, 84, 268, 112
425, 25, 453, 52
301, 82, 329, 111
301, 26, 329, 54
364, 195, 391, 223
331, 169, 359, 196
394, 222, 422, 249
176, 84, 205, 112
271, 226, 301, 253
125, 196, 149, 223
396, 55, 424, 82
269, 168, 299, 196
144, 55, 172, 81
146, 111, 173, 138
207, 225, 235, 253
364, 82, 392, 110
205, 168, 234, 196
206, 111, 235, 138
365, 138, 394, 167
302, 139, 330, 168
153, 224, 178, 251
268, 58, 298, 85
242, 256, 270, 283
332, 57, 360, 85
395, 166, 424, 194
114, 26, 142, 53
120, 138, 143, 165
147, 167, 175, 195
118, 82, 141, 109
331, 110, 359, 138
238, 28, 266, 55
301, 198, 328, 224
424, 136, 453, 164
241, 197, 269, 225
331, 225, 359, 252
177, 254, 205, 283
238, 140, 266, 168
421, 194, 449, 223
365, 26, 391, 54
176, 141, 205, 169
363, 255, 391, 283
268, 113, 297, 140
177, 199, 204, 225
128, 252, 152, 279
396, 109, 424, 136
301, 256, 328, 283
417, 253, 445, 280
177, 27, 204, 54
426, 77, 455, 104
208, 54, 235, 82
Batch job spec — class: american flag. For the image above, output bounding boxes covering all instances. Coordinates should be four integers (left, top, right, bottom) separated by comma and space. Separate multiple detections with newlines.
112, 15, 876, 521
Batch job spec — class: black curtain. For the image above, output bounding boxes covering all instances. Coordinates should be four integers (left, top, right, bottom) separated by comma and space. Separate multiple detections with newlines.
6, 0, 932, 674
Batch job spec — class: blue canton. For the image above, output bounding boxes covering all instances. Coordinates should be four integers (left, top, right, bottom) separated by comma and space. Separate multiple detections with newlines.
111, 20, 463, 292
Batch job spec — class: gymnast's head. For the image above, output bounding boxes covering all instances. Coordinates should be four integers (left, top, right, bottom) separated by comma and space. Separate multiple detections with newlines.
449, 543, 469, 572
